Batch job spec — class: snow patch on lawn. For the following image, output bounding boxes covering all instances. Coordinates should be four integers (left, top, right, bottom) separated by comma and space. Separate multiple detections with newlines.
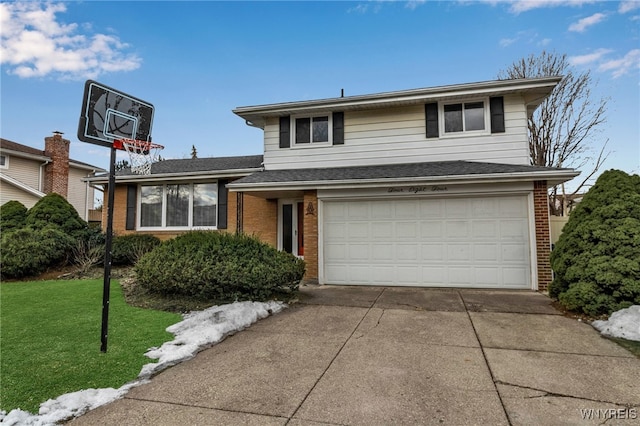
0, 300, 286, 425
592, 305, 640, 342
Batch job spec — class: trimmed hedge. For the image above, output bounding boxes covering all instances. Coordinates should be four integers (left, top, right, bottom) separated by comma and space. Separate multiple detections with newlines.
135, 231, 305, 302
112, 234, 161, 265
549, 170, 640, 316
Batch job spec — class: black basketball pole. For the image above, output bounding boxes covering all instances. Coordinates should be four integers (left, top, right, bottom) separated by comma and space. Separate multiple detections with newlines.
101, 145, 117, 352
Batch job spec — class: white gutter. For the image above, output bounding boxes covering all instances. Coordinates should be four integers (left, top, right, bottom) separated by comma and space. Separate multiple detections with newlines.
227, 169, 580, 192
83, 168, 262, 185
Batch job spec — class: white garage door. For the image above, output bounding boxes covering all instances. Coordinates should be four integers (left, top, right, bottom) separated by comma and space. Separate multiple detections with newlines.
323, 196, 531, 288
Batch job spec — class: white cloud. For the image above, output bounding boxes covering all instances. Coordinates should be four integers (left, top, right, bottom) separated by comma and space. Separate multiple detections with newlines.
598, 49, 640, 78
619, 1, 640, 14
0, 2, 141, 79
499, 37, 517, 47
570, 48, 640, 79
405, 0, 427, 10
568, 12, 607, 32
569, 48, 613, 65
539, 38, 552, 46
506, 0, 596, 14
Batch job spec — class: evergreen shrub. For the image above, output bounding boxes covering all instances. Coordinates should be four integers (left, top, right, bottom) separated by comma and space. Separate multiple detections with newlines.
0, 200, 28, 233
135, 231, 305, 302
549, 170, 640, 316
112, 234, 161, 265
1, 227, 75, 278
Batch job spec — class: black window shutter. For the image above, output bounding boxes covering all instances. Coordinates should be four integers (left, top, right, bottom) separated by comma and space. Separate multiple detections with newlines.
490, 96, 505, 133
332, 112, 344, 145
279, 116, 290, 148
425, 103, 439, 138
125, 184, 137, 230
217, 179, 228, 229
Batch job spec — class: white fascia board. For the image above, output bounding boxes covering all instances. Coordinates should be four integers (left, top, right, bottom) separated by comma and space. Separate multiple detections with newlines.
0, 149, 50, 162
70, 161, 106, 173
227, 169, 580, 193
0, 173, 46, 198
83, 168, 262, 184
233, 77, 562, 127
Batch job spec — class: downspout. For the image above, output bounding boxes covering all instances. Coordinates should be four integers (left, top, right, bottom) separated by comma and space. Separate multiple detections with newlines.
39, 159, 51, 192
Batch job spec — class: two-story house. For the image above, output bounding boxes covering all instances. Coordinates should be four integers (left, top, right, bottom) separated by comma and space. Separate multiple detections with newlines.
90, 77, 578, 291
0, 132, 105, 221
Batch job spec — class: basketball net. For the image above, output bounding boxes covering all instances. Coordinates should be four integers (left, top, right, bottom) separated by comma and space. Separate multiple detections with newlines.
113, 139, 164, 175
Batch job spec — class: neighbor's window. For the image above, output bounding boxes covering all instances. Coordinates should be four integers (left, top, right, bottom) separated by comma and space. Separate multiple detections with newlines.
0, 155, 7, 169
443, 101, 486, 133
294, 115, 331, 144
139, 182, 217, 229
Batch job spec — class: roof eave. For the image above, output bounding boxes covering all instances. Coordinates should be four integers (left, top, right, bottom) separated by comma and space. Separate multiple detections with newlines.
83, 167, 263, 184
233, 77, 562, 128
227, 169, 580, 192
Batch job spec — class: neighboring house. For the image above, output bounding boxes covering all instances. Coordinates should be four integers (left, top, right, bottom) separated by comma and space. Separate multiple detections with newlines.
88, 77, 579, 291
0, 132, 105, 221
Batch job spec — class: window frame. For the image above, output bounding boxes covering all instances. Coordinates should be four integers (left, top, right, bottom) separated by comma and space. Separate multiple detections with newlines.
0, 154, 8, 169
291, 113, 333, 147
439, 98, 490, 137
137, 181, 218, 231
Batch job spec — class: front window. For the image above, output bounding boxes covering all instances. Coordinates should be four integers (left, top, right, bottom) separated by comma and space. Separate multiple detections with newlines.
294, 115, 331, 145
139, 182, 217, 229
0, 155, 7, 169
443, 101, 486, 134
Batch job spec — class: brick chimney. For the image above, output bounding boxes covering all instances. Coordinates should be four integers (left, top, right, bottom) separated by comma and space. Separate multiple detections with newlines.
43, 131, 70, 197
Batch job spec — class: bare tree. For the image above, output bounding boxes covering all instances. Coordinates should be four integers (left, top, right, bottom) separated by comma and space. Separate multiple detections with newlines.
498, 51, 609, 216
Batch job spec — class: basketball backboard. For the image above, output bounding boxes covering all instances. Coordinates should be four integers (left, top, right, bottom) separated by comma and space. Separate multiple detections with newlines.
78, 80, 154, 148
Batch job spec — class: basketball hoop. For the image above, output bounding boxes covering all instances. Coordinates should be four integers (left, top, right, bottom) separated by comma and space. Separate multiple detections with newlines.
113, 138, 164, 175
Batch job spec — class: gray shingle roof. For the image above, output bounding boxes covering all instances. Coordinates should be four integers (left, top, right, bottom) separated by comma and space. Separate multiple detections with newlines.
116, 155, 264, 176
232, 161, 573, 184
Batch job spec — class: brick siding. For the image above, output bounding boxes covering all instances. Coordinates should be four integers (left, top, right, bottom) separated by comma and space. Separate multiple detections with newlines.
533, 180, 552, 291
302, 190, 319, 284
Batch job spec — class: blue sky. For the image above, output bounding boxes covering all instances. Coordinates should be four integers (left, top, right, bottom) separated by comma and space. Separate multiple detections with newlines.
1, 1, 639, 188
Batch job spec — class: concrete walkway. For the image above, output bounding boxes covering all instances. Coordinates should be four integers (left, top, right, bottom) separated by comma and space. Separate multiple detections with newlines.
72, 286, 640, 425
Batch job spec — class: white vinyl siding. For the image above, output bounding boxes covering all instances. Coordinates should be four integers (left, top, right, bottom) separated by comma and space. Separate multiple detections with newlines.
322, 195, 531, 288
262, 94, 528, 170
67, 167, 94, 220
1, 155, 43, 190
0, 182, 41, 208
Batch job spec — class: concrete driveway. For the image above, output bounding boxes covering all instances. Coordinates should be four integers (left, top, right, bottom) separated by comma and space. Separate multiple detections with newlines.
72, 286, 640, 425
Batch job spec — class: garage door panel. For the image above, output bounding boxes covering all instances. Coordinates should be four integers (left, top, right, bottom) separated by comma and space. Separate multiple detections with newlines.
371, 266, 395, 284
397, 243, 419, 260
502, 244, 528, 262
422, 243, 445, 261
372, 243, 394, 261
472, 220, 498, 238
372, 222, 393, 238
474, 244, 499, 261
447, 244, 471, 261
475, 267, 499, 285
445, 221, 470, 238
420, 221, 443, 238
323, 196, 531, 288
397, 222, 418, 238
348, 223, 369, 238
348, 244, 370, 260
395, 201, 419, 218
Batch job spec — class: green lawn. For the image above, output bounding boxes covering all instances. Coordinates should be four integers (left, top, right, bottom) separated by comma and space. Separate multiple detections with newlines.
0, 279, 181, 414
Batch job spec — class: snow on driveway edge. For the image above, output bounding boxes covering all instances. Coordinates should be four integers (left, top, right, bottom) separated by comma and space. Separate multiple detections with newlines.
0, 300, 286, 426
